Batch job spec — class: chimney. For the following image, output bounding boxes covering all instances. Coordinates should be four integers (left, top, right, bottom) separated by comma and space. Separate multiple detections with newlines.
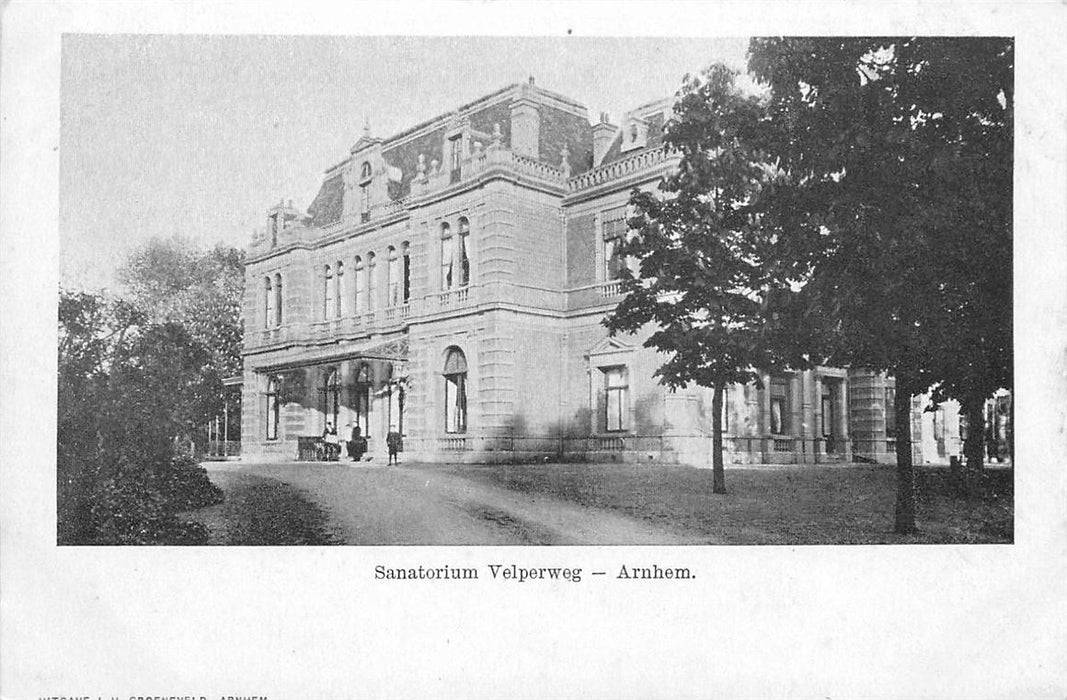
510, 97, 540, 158
592, 112, 618, 167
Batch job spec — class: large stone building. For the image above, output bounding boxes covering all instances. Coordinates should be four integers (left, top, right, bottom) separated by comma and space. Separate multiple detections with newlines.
240, 78, 980, 467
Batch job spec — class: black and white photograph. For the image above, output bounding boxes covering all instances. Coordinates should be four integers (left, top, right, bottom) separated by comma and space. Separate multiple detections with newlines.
3, 2, 1065, 698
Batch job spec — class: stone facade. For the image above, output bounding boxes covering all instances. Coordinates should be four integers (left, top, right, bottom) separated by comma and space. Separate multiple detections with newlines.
240, 80, 965, 467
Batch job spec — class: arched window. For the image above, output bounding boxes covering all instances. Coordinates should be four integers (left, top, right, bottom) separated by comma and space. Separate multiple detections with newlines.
336, 260, 346, 317
266, 376, 280, 440
354, 363, 372, 436
353, 256, 365, 314
387, 246, 400, 307
359, 161, 372, 222
324, 264, 335, 319
367, 252, 377, 311
440, 223, 453, 291
401, 242, 411, 303
322, 368, 340, 432
264, 276, 274, 329
457, 217, 471, 287
443, 347, 468, 433
273, 273, 283, 327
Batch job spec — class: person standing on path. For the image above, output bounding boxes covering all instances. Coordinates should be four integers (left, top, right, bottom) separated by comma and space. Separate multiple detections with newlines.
350, 425, 367, 463
386, 428, 402, 465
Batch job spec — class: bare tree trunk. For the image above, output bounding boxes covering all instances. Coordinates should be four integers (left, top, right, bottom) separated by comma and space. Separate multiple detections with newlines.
893, 376, 918, 534
962, 394, 986, 498
712, 383, 727, 494
963, 395, 985, 472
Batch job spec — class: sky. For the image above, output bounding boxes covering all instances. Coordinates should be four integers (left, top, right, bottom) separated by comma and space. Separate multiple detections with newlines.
59, 35, 748, 291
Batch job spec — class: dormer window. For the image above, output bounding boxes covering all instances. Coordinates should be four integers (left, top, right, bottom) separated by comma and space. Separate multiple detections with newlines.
621, 118, 649, 153
448, 134, 462, 184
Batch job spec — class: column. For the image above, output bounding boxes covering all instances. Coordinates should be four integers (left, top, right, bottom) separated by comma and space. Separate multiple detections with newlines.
836, 378, 851, 460
789, 373, 803, 462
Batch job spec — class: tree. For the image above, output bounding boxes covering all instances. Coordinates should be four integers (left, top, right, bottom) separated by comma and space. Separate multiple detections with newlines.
118, 236, 245, 377
748, 38, 1013, 530
604, 63, 788, 494
58, 289, 223, 544
118, 236, 246, 447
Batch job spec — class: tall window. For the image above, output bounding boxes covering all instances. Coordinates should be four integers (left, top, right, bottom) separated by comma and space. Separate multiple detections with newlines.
449, 134, 462, 183
884, 386, 897, 438
444, 347, 467, 433
264, 277, 274, 329
387, 247, 401, 306
323, 264, 335, 319
354, 256, 365, 313
602, 206, 627, 281
604, 366, 628, 432
360, 161, 372, 222
770, 378, 791, 435
457, 217, 471, 287
402, 243, 411, 303
354, 363, 371, 436
322, 368, 340, 432
336, 261, 345, 317
440, 224, 453, 290
367, 252, 377, 311
266, 376, 280, 440
273, 273, 283, 327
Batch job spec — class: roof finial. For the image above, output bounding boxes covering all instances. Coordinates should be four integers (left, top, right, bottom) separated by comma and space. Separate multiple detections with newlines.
363, 115, 371, 137
528, 75, 535, 86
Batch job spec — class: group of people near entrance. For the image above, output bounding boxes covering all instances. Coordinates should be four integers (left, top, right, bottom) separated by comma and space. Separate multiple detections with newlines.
321, 422, 402, 465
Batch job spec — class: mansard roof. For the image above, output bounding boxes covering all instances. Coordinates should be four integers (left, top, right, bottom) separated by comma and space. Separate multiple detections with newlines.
306, 82, 595, 228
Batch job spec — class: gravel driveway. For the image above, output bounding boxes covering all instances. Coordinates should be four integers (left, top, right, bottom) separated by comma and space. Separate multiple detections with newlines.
203, 461, 700, 545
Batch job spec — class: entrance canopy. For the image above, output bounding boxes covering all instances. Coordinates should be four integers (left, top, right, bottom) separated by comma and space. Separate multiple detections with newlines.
255, 337, 408, 374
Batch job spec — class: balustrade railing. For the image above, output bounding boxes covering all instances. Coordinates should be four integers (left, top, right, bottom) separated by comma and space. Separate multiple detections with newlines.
436, 285, 474, 308
441, 436, 468, 450
567, 147, 679, 192
599, 280, 623, 297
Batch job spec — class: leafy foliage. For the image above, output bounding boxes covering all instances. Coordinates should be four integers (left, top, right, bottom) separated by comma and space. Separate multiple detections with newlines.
58, 290, 224, 545
604, 63, 787, 492
118, 236, 245, 378
748, 37, 1013, 529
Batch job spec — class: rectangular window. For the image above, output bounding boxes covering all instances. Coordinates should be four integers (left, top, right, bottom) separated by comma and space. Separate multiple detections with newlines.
884, 386, 896, 438
602, 206, 628, 282
605, 366, 628, 432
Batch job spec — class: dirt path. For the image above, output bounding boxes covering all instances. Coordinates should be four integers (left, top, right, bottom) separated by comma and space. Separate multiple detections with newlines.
204, 462, 703, 545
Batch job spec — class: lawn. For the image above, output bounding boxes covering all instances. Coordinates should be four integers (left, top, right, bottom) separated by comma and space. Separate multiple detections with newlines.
187, 470, 340, 545
443, 463, 1013, 544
